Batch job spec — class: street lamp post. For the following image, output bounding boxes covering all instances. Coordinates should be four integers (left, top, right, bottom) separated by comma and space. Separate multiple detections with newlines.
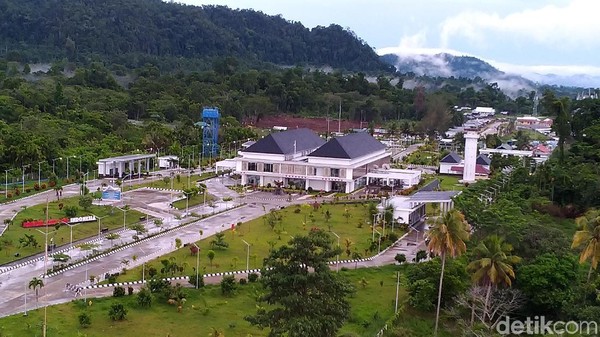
80, 172, 89, 196
5, 168, 14, 198
192, 243, 200, 289
331, 231, 340, 272
116, 206, 128, 230
183, 191, 192, 217
241, 239, 250, 271
66, 155, 76, 181
374, 228, 382, 253
52, 157, 62, 176
22, 164, 30, 192
68, 222, 84, 249
90, 214, 108, 238
38, 161, 45, 188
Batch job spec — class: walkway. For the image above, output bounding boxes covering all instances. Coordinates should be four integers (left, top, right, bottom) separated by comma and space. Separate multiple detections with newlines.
0, 177, 428, 318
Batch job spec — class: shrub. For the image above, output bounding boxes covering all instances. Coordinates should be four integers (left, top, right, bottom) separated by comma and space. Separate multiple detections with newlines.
64, 206, 78, 217
41, 183, 47, 189
220, 275, 237, 296
247, 273, 259, 283
137, 286, 153, 308
6, 193, 12, 198
108, 275, 117, 284
388, 232, 399, 242
293, 208, 301, 213
25, 188, 31, 193
78, 312, 91, 328
108, 303, 127, 321
188, 273, 205, 288
14, 189, 20, 196
238, 278, 247, 285
48, 181, 56, 187
113, 286, 126, 297
33, 183, 40, 191
128, 286, 134, 295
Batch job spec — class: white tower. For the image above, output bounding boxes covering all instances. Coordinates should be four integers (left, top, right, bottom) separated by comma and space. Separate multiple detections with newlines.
462, 132, 479, 183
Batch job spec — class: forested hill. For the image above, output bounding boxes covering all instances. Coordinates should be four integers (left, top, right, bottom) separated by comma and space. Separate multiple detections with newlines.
0, 0, 392, 72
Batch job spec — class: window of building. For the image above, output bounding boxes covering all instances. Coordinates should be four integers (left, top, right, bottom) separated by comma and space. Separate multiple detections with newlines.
331, 168, 340, 177
248, 162, 257, 171
264, 163, 273, 172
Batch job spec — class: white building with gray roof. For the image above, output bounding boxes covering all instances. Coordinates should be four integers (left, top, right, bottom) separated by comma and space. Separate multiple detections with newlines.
233, 129, 394, 193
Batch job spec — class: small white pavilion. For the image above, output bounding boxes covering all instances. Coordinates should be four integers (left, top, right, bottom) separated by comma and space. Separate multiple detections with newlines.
96, 154, 155, 178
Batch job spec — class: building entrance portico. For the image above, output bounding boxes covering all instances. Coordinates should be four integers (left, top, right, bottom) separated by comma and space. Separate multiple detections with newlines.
96, 154, 155, 179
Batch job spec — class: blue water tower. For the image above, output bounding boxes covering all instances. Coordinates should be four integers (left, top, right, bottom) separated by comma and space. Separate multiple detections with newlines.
202, 107, 220, 158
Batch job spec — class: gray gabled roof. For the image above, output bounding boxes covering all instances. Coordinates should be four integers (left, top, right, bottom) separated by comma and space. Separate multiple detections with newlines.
440, 152, 462, 164
476, 154, 491, 166
308, 132, 385, 159
496, 143, 512, 150
242, 128, 325, 155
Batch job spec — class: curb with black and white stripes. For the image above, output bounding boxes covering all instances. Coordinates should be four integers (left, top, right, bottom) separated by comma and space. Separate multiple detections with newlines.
83, 257, 374, 290
0, 229, 115, 275
43, 203, 247, 278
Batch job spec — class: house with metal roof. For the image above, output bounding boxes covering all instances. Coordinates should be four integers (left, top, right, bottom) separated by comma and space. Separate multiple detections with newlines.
439, 152, 462, 174
439, 152, 491, 177
233, 129, 393, 193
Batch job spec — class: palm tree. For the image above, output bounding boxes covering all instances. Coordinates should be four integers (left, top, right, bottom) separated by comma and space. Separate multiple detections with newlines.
427, 209, 470, 337
467, 235, 521, 324
571, 210, 600, 282
28, 277, 44, 302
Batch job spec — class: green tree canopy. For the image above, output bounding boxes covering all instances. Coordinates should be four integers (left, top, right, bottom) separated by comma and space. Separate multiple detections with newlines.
245, 230, 353, 337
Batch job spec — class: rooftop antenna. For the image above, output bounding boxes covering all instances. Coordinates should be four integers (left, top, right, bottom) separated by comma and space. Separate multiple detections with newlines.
338, 100, 342, 134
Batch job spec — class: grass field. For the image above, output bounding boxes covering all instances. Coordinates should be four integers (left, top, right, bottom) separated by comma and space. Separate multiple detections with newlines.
171, 191, 215, 210
0, 197, 146, 265
0, 181, 55, 204
113, 203, 404, 282
0, 265, 410, 337
122, 172, 215, 192
438, 175, 464, 191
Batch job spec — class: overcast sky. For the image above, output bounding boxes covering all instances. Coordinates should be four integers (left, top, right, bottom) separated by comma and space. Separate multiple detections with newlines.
180, 0, 600, 76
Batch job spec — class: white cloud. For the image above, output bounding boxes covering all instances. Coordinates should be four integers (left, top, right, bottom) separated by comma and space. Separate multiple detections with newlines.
488, 60, 600, 76
440, 0, 600, 49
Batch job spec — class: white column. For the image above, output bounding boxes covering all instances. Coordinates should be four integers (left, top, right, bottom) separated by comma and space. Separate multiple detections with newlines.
463, 132, 479, 183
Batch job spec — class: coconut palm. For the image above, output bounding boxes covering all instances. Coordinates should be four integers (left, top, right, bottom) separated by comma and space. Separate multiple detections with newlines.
467, 235, 521, 324
427, 209, 470, 337
28, 277, 44, 302
571, 210, 600, 282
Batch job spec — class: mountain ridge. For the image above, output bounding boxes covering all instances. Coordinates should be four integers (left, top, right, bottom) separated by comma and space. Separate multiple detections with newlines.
0, 0, 393, 72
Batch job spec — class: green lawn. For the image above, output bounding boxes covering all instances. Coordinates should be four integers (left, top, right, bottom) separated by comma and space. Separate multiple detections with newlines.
113, 203, 404, 282
438, 175, 464, 191
0, 181, 58, 204
122, 172, 215, 192
0, 265, 408, 337
0, 197, 146, 265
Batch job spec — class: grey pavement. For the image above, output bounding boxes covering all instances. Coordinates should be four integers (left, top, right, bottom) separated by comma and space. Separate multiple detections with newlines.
392, 143, 424, 161
0, 174, 427, 318
0, 202, 267, 317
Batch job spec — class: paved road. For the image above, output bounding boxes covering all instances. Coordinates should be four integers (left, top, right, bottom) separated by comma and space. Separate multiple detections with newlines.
0, 175, 427, 318
0, 202, 269, 317
480, 121, 506, 136
392, 143, 424, 161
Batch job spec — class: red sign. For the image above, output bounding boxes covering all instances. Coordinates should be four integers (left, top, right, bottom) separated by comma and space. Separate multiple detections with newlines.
22, 218, 70, 228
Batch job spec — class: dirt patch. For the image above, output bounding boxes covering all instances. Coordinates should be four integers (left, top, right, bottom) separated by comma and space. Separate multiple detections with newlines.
245, 115, 364, 133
